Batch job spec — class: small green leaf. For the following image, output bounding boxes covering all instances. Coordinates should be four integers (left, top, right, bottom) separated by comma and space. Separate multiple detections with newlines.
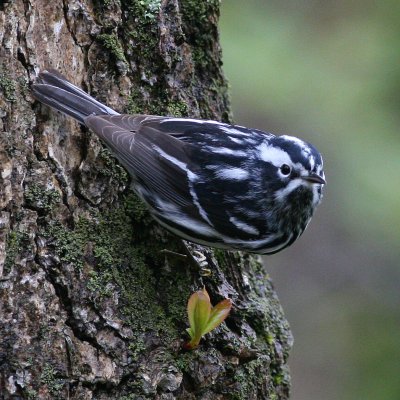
203, 299, 232, 335
184, 287, 232, 350
187, 288, 211, 339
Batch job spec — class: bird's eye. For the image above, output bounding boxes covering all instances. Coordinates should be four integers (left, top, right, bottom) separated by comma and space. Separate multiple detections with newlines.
280, 164, 291, 175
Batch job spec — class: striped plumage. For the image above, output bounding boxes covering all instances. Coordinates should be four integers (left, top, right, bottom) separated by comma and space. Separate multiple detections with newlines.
32, 70, 325, 254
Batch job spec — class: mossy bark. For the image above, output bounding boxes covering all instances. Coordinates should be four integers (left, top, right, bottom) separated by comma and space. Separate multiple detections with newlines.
0, 0, 292, 398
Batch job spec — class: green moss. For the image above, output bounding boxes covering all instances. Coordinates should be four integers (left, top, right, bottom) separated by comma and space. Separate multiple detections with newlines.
86, 270, 113, 298
212, 248, 227, 267
160, 275, 191, 324
95, 195, 190, 356
167, 100, 189, 117
180, 0, 220, 69
127, 90, 190, 117
17, 76, 29, 97
24, 184, 61, 213
98, 148, 129, 186
126, 89, 163, 115
126, 91, 143, 115
109, 246, 189, 360
43, 193, 142, 270
43, 221, 87, 269
175, 0, 232, 122
97, 33, 128, 63
175, 351, 205, 377
4, 231, 30, 274
128, 338, 146, 360
40, 364, 64, 397
123, 191, 150, 222
42, 192, 191, 360
122, 0, 160, 62
24, 388, 38, 400
0, 67, 16, 103
119, 0, 230, 120
230, 358, 269, 399
123, 0, 161, 21
180, 0, 220, 22
122, 0, 225, 119
136, 0, 161, 20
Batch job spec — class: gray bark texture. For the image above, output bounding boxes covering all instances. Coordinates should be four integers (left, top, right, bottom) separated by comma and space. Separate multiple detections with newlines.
0, 0, 292, 399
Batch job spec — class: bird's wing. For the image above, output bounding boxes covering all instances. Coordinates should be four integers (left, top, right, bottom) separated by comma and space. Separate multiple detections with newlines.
85, 114, 196, 207
83, 114, 255, 194
84, 115, 264, 241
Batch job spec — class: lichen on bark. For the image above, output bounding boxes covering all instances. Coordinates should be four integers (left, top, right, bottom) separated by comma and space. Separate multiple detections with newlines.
0, 0, 292, 399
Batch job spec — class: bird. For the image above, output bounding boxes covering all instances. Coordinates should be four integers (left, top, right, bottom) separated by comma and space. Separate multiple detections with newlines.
32, 70, 325, 255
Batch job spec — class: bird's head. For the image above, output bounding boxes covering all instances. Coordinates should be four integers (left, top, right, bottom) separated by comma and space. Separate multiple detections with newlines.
259, 135, 325, 208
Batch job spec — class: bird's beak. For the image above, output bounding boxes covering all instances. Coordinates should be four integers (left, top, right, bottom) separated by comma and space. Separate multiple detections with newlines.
302, 173, 326, 185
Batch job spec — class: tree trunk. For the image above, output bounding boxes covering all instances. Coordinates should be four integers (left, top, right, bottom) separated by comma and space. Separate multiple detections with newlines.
0, 1, 292, 398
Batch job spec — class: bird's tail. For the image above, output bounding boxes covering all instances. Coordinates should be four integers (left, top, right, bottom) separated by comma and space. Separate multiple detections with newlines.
32, 70, 118, 124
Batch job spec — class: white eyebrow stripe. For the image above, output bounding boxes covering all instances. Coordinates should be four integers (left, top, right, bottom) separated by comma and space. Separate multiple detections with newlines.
258, 143, 292, 167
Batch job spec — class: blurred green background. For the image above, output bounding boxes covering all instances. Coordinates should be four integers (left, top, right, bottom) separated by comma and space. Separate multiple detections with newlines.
220, 1, 400, 399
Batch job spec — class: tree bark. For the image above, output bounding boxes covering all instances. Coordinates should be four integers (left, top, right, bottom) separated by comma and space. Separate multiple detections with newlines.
0, 0, 292, 398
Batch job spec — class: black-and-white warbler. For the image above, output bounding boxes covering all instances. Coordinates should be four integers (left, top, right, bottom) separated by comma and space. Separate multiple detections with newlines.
32, 70, 325, 254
